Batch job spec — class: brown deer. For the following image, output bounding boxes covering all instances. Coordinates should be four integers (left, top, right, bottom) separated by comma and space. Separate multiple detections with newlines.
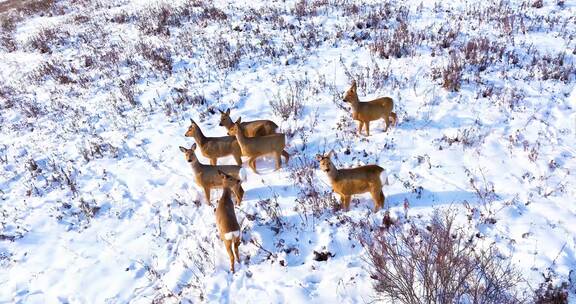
215, 170, 242, 273
316, 151, 385, 211
343, 80, 394, 136
179, 144, 245, 205
184, 119, 242, 166
219, 108, 278, 137
228, 117, 289, 173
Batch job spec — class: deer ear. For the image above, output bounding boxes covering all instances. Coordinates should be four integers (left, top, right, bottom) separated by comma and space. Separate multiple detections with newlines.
226, 108, 231, 115
179, 146, 187, 153
327, 150, 334, 158
235, 117, 241, 124
191, 143, 197, 150
218, 109, 224, 114
316, 154, 323, 161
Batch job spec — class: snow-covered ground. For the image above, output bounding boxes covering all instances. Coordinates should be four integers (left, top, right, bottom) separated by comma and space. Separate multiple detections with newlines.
0, 0, 575, 302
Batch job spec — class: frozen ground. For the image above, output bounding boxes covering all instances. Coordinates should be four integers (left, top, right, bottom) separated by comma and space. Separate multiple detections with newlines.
0, 0, 575, 303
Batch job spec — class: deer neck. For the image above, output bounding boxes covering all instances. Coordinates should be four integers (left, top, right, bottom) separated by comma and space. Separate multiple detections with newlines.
222, 117, 234, 130
220, 187, 233, 205
349, 94, 360, 110
325, 162, 339, 181
189, 155, 202, 172
192, 125, 207, 146
234, 127, 247, 146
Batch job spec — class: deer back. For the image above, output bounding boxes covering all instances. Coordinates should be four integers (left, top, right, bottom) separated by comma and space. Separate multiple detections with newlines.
216, 189, 240, 237
241, 120, 278, 137
237, 133, 285, 156
194, 163, 241, 188
199, 136, 241, 158
332, 165, 384, 195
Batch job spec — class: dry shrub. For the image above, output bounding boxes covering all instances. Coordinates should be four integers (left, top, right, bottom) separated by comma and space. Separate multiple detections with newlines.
441, 52, 464, 92
207, 37, 241, 70
361, 209, 526, 303
135, 41, 173, 74
534, 281, 569, 304
371, 21, 424, 59
270, 79, 305, 121
289, 156, 339, 220
463, 36, 505, 71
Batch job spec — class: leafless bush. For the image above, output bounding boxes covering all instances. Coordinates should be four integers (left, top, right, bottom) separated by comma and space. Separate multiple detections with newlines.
23, 0, 55, 15
463, 36, 505, 71
270, 79, 305, 121
289, 156, 339, 221
533, 53, 575, 82
464, 167, 500, 220
200, 5, 227, 21
52, 198, 100, 231
256, 194, 285, 234
0, 205, 28, 242
437, 125, 487, 150
80, 136, 120, 163
136, 41, 173, 74
371, 21, 424, 59
534, 281, 569, 303
0, 13, 19, 52
441, 52, 464, 91
437, 22, 460, 49
206, 37, 242, 70
28, 57, 76, 85
361, 209, 525, 303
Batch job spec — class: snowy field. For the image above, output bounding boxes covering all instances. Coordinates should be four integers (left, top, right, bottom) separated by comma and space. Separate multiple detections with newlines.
0, 0, 575, 303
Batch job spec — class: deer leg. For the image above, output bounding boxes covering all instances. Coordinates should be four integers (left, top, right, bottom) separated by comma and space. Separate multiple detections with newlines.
342, 195, 351, 211
248, 157, 258, 173
383, 115, 391, 132
224, 239, 235, 273
365, 121, 370, 136
203, 187, 211, 205
233, 152, 242, 166
274, 151, 282, 170
210, 158, 217, 166
370, 188, 385, 212
357, 121, 364, 135
281, 150, 290, 164
234, 237, 241, 266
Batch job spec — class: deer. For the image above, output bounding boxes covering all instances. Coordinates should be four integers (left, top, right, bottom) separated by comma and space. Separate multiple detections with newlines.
316, 151, 385, 211
184, 119, 243, 166
179, 144, 245, 205
342, 80, 394, 136
228, 117, 289, 173
218, 108, 278, 137
215, 170, 242, 273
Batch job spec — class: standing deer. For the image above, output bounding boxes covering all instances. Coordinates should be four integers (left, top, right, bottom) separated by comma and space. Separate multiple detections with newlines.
215, 170, 242, 273
179, 144, 245, 205
343, 80, 394, 136
316, 151, 385, 211
185, 119, 242, 166
228, 117, 289, 173
219, 108, 278, 137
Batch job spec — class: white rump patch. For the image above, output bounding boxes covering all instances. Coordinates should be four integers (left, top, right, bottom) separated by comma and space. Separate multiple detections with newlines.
224, 230, 240, 240
239, 168, 247, 182
380, 170, 389, 186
